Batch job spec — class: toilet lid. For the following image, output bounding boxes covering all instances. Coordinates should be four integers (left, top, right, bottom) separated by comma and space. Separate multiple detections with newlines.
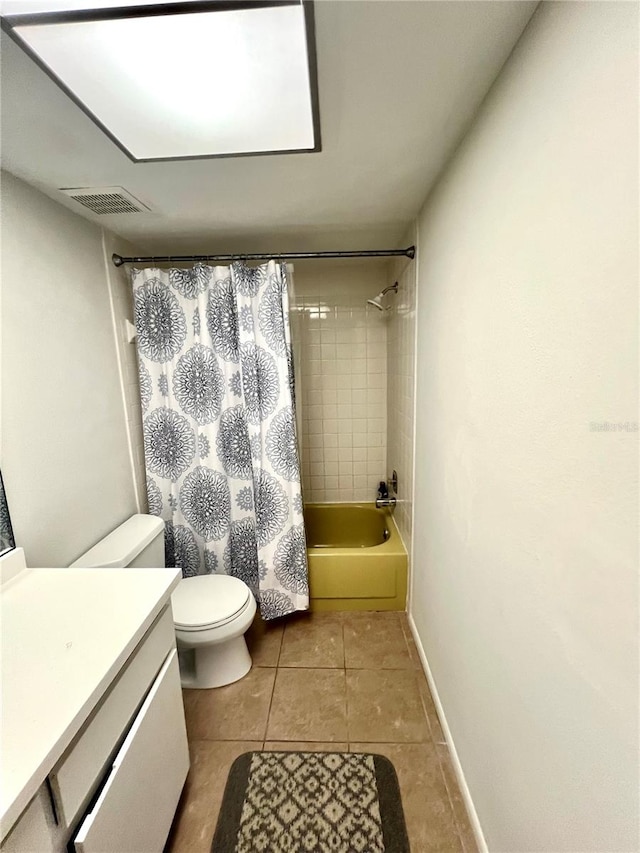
171, 575, 251, 630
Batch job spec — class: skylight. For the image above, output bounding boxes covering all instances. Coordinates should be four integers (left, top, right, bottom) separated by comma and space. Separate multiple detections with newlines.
0, 1, 320, 162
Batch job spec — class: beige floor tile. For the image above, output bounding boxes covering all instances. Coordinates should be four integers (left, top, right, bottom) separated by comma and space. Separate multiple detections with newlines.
174, 612, 465, 851
397, 621, 446, 743
182, 667, 276, 741
166, 740, 261, 853
279, 611, 345, 668
343, 611, 415, 669
346, 669, 430, 742
398, 612, 411, 634
457, 816, 480, 853
245, 615, 284, 667
437, 744, 479, 853
266, 668, 348, 742
263, 741, 348, 752
350, 743, 462, 852
350, 741, 449, 802
405, 791, 464, 851
181, 688, 199, 733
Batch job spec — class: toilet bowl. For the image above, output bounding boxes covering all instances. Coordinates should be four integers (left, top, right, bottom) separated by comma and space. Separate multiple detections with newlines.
172, 574, 257, 689
70, 514, 257, 690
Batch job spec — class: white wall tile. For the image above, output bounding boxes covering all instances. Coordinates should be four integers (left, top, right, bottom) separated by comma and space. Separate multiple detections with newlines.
292, 262, 389, 502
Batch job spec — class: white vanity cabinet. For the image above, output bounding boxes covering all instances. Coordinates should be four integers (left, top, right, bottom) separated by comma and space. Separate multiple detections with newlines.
1, 789, 57, 853
1, 567, 188, 853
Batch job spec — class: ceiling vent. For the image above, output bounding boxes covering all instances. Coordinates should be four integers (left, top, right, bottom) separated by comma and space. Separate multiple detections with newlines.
59, 186, 151, 215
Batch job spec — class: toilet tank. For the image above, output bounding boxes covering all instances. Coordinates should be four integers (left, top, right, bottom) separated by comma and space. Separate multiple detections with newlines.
70, 514, 166, 568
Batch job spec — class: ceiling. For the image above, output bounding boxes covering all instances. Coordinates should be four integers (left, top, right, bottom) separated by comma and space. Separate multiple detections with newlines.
0, 1, 538, 255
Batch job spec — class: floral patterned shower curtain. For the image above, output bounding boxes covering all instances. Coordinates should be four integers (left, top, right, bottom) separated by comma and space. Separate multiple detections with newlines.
132, 260, 309, 620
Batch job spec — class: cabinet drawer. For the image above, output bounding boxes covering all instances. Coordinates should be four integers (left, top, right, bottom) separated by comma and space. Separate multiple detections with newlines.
50, 607, 175, 827
73, 650, 189, 853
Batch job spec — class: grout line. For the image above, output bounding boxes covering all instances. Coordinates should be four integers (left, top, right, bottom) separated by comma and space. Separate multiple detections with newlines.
187, 735, 437, 745
427, 737, 477, 850
274, 624, 284, 666
343, 620, 350, 749
430, 742, 463, 840
262, 664, 278, 743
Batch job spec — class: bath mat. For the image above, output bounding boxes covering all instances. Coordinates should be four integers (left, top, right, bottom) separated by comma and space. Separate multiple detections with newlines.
211, 751, 410, 852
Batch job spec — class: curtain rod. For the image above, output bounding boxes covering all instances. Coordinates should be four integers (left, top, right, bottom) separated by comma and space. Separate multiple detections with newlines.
111, 246, 415, 267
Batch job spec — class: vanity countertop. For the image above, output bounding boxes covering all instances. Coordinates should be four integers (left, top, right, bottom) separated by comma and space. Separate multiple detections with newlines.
0, 566, 181, 839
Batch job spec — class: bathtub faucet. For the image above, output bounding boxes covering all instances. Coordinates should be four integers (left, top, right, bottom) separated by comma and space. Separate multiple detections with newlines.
375, 480, 396, 510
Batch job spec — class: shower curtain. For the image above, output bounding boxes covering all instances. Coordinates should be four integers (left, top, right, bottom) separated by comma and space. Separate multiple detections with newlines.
132, 260, 309, 620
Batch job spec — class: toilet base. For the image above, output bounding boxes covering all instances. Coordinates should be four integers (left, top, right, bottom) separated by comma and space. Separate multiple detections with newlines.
178, 635, 252, 689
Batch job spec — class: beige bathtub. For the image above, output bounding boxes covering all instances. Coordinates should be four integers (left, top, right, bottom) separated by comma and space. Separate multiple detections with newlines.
303, 503, 407, 611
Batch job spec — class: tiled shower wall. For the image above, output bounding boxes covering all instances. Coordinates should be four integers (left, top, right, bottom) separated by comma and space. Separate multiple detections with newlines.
291, 263, 389, 502
386, 234, 417, 554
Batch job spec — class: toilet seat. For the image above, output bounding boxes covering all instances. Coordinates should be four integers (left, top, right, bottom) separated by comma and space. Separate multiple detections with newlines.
172, 575, 251, 632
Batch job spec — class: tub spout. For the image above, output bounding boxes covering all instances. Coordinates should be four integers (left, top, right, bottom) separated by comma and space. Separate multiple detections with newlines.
376, 480, 395, 510
375, 496, 397, 510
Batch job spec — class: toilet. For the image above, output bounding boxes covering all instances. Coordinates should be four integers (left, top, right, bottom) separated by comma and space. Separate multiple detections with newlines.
71, 514, 257, 689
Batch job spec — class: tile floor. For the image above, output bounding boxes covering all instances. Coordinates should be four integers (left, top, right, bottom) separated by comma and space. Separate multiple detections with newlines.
166, 611, 477, 853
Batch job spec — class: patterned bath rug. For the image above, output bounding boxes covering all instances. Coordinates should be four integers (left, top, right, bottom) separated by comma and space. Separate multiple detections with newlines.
211, 751, 410, 852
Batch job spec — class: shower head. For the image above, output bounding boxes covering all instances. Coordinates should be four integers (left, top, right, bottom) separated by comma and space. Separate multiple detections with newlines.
366, 281, 398, 312
367, 296, 386, 311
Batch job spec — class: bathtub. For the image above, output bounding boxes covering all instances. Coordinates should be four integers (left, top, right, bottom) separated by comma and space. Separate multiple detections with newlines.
303, 503, 407, 611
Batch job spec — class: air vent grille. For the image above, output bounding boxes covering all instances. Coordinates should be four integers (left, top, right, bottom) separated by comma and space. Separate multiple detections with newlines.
59, 186, 150, 215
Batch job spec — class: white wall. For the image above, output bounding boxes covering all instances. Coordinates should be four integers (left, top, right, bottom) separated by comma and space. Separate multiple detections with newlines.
0, 172, 141, 565
102, 229, 147, 514
410, 3, 639, 851
293, 261, 388, 502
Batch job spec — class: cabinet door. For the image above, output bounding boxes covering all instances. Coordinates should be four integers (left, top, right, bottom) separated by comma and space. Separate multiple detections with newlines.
73, 650, 189, 853
52, 608, 175, 829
